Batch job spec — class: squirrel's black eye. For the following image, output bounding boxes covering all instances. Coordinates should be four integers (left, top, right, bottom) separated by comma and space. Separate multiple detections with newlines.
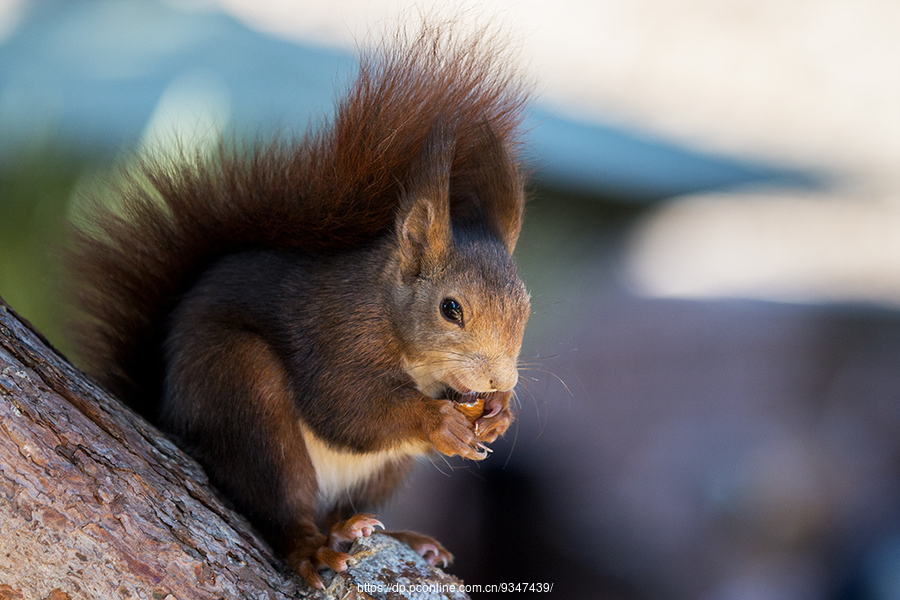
440, 298, 464, 325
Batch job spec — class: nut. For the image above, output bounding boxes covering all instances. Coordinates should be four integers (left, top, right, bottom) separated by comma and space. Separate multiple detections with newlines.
453, 397, 485, 422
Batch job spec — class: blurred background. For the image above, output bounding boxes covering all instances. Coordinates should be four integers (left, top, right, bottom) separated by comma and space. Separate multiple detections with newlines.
2, 1, 899, 598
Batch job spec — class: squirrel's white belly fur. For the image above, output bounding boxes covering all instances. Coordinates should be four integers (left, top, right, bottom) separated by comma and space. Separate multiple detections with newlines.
299, 423, 427, 507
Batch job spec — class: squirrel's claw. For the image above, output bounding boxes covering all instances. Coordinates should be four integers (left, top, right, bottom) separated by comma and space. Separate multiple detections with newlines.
475, 391, 515, 443
474, 442, 493, 459
327, 514, 385, 549
315, 546, 355, 573
294, 557, 326, 590
420, 543, 450, 568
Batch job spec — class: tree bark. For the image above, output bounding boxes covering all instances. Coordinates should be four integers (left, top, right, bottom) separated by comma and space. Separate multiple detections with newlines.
0, 297, 468, 600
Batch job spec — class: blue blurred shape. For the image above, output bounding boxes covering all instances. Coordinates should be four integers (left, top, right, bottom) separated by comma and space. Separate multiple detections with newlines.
0, 1, 352, 153
528, 109, 819, 199
0, 0, 819, 200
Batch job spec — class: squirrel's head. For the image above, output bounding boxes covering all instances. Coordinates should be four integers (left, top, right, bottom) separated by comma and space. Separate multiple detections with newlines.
387, 127, 530, 399
391, 225, 530, 399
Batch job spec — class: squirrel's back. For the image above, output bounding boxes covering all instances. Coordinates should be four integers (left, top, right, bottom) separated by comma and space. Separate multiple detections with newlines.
67, 20, 529, 413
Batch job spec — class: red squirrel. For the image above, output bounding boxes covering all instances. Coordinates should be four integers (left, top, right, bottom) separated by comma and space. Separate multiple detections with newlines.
67, 21, 530, 589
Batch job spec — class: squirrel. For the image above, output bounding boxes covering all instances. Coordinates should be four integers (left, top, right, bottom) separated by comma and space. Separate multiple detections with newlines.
66, 20, 531, 589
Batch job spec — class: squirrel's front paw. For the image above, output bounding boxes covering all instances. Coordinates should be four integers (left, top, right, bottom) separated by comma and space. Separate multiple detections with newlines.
428, 401, 492, 460
475, 391, 515, 443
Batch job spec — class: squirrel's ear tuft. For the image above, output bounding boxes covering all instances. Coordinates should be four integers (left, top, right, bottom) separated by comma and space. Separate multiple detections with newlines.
395, 125, 455, 277
453, 122, 525, 253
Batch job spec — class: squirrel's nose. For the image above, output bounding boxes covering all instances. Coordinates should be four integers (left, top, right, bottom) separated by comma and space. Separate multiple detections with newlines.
488, 363, 519, 392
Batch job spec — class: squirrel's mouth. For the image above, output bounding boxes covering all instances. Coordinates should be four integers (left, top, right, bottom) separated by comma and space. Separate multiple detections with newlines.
439, 384, 503, 420
438, 383, 484, 404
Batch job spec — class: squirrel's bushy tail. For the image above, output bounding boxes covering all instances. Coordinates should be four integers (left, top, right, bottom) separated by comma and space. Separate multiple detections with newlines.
67, 19, 530, 413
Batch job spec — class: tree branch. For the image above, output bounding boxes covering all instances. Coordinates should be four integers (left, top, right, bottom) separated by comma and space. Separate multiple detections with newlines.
0, 297, 468, 600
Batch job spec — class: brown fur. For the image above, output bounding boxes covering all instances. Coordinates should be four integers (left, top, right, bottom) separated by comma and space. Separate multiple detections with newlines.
67, 20, 531, 588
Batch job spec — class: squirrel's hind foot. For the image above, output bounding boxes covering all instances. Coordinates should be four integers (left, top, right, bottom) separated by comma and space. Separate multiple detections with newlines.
290, 513, 385, 589
383, 530, 454, 568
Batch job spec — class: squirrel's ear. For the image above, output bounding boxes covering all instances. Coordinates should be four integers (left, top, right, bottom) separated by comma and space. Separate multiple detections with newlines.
396, 126, 455, 276
397, 195, 451, 276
